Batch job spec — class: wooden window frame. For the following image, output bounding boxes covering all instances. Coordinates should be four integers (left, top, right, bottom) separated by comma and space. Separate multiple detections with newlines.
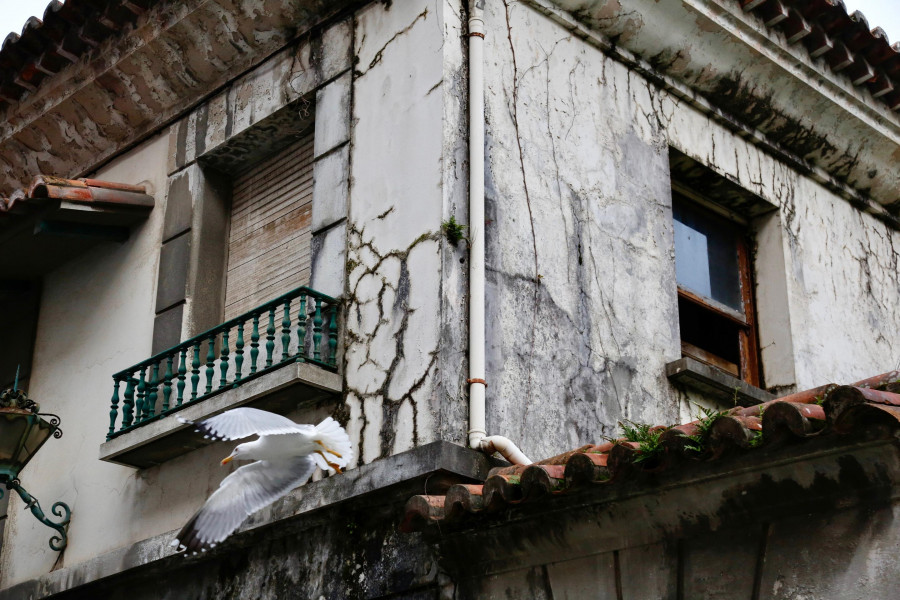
674, 195, 761, 387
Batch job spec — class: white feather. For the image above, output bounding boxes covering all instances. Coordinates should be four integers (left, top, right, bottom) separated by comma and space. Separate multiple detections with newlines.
172, 408, 352, 553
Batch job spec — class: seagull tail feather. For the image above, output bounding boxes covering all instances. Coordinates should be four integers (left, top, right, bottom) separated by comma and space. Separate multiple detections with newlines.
314, 417, 353, 470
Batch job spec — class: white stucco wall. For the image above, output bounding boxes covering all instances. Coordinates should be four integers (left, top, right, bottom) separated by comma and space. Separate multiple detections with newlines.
0, 0, 461, 585
345, 0, 459, 464
477, 1, 900, 457
2, 0, 898, 590
0, 132, 171, 583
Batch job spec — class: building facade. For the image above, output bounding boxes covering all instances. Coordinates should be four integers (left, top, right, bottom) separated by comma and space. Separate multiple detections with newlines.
0, 0, 898, 597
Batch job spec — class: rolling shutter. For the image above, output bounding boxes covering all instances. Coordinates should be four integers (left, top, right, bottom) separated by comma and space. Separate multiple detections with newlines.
224, 134, 313, 320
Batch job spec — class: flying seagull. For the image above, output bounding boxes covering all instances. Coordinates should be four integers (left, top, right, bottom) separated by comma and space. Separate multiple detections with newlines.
170, 407, 353, 553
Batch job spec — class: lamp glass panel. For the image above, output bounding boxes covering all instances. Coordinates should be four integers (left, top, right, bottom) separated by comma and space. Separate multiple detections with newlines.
0, 414, 29, 462
20, 417, 52, 470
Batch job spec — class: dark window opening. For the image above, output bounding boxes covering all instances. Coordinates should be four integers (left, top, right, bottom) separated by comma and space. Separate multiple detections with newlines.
678, 295, 741, 374
673, 200, 742, 312
672, 193, 760, 387
0, 280, 41, 390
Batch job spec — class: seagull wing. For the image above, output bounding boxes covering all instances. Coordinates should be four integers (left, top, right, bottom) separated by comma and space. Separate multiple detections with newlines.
179, 407, 316, 441
173, 455, 316, 553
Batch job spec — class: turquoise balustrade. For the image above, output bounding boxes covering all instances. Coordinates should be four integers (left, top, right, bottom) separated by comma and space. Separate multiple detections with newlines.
107, 287, 339, 440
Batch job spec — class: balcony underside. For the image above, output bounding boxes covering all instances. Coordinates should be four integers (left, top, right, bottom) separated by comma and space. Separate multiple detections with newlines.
99, 362, 341, 469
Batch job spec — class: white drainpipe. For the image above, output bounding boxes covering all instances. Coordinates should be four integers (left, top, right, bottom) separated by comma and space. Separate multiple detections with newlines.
467, 0, 532, 466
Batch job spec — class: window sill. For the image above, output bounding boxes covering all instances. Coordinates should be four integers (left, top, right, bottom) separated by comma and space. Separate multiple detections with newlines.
99, 362, 341, 468
665, 356, 774, 407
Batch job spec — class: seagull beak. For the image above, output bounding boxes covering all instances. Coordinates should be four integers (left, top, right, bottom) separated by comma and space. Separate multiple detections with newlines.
221, 456, 233, 465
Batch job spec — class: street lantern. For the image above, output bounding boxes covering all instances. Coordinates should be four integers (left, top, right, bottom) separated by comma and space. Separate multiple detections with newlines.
0, 387, 70, 551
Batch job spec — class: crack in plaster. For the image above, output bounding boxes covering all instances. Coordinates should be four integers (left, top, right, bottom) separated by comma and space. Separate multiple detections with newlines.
502, 0, 542, 412
345, 225, 441, 460
357, 7, 429, 77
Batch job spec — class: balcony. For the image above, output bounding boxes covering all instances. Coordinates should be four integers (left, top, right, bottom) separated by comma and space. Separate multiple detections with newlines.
100, 286, 342, 468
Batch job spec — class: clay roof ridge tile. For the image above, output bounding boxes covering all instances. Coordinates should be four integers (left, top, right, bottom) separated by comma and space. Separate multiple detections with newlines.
520, 465, 567, 500
760, 400, 827, 444
706, 415, 760, 456
401, 372, 900, 532
444, 484, 484, 520
399, 495, 445, 533
482, 473, 523, 510
2, 33, 20, 51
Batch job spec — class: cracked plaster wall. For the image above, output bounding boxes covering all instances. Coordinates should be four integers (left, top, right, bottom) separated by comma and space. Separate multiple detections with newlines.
345, 0, 469, 465
478, 1, 900, 460
0, 13, 361, 589
4, 0, 899, 590
1, 3, 470, 585
0, 132, 326, 590
0, 133, 178, 587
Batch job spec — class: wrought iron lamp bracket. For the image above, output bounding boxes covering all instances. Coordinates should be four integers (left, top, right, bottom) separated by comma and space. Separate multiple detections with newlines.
0, 387, 69, 550
0, 478, 70, 551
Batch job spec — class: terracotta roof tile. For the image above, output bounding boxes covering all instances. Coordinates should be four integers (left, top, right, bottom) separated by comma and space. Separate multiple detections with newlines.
0, 0, 157, 109
401, 371, 900, 533
741, 0, 900, 111
0, 1, 897, 113
0, 175, 153, 226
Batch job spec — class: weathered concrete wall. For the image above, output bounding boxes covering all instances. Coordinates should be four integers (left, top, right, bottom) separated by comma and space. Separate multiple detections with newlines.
345, 0, 469, 464
478, 1, 900, 458
5, 491, 444, 600
454, 501, 900, 600
85, 505, 442, 600
0, 1, 468, 588
543, 0, 900, 210
0, 132, 170, 585
481, 0, 679, 452
0, 15, 357, 586
3, 0, 900, 593
440, 438, 900, 599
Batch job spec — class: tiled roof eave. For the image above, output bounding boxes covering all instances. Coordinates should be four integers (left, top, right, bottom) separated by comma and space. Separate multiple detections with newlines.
401, 371, 900, 533
0, 175, 154, 217
0, 174, 154, 278
739, 0, 900, 112
0, 1, 897, 113
0, 1, 156, 111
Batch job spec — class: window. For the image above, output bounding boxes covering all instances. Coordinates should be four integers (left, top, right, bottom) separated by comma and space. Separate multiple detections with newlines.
223, 132, 315, 320
673, 189, 760, 386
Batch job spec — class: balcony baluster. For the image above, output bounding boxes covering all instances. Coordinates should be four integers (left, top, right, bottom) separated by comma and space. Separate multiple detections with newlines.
265, 307, 276, 368
145, 362, 159, 419
163, 354, 173, 412
177, 348, 187, 406
109, 378, 121, 437
106, 287, 339, 440
135, 368, 146, 423
313, 298, 323, 361
220, 329, 230, 389
191, 344, 201, 401
281, 300, 291, 358
234, 323, 245, 384
296, 294, 307, 361
122, 377, 135, 428
250, 314, 260, 374
328, 306, 338, 364
205, 336, 215, 395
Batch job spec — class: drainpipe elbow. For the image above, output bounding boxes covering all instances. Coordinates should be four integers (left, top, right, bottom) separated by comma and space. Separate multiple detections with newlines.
479, 435, 532, 465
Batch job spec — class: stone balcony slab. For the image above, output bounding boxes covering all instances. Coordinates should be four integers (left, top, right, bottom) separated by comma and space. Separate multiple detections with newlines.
100, 362, 341, 469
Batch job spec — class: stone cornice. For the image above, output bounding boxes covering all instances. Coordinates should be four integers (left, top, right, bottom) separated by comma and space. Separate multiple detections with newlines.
541, 0, 900, 211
